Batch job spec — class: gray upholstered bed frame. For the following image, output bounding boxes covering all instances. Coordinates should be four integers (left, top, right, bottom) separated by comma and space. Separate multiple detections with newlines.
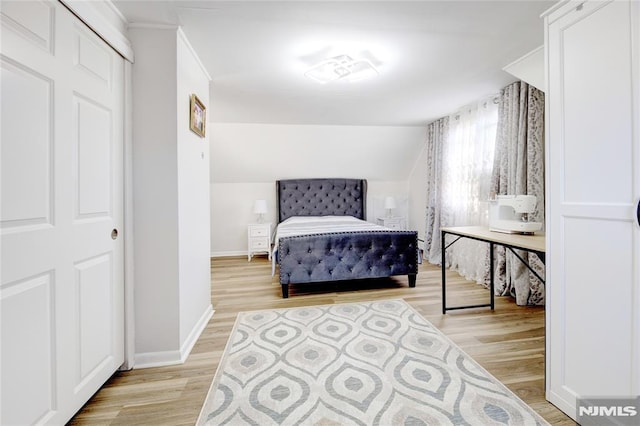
276, 178, 418, 298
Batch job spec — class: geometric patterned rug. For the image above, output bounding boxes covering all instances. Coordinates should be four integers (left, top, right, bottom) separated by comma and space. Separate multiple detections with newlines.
197, 299, 549, 425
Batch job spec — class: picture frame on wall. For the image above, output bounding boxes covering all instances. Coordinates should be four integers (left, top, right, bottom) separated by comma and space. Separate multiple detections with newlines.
189, 94, 206, 137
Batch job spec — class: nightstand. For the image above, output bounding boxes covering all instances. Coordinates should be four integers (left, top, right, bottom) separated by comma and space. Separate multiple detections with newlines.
248, 223, 272, 261
376, 216, 405, 230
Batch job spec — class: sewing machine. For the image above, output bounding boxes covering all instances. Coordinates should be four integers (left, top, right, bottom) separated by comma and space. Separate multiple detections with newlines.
488, 195, 542, 234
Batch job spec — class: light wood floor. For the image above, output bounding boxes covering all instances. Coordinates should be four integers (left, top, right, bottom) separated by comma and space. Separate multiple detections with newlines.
70, 256, 575, 425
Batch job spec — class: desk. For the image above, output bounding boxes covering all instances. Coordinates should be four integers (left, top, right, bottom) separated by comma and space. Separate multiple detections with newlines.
441, 226, 545, 314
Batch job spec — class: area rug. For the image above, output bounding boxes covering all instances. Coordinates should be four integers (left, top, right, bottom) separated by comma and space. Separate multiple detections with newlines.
197, 299, 549, 425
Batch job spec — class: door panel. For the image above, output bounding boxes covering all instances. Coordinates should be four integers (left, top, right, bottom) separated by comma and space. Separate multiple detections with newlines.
563, 217, 633, 395
73, 23, 113, 87
74, 95, 113, 219
0, 56, 53, 230
561, 0, 633, 204
76, 253, 113, 383
0, 272, 56, 425
0, 0, 54, 53
546, 0, 640, 418
0, 1, 124, 424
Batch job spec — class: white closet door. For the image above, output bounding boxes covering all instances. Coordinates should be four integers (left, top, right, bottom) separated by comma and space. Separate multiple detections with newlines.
545, 0, 640, 419
0, 1, 124, 424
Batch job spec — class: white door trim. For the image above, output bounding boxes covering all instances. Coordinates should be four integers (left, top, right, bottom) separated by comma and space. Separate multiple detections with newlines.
122, 59, 135, 370
59, 0, 134, 62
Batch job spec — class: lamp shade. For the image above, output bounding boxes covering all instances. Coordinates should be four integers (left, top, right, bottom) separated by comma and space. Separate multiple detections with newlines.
384, 196, 396, 210
253, 199, 267, 214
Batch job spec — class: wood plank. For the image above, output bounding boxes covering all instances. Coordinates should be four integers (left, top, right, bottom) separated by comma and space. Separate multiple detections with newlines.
69, 256, 575, 425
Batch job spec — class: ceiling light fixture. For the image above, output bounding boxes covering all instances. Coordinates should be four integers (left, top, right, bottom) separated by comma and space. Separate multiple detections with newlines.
304, 54, 378, 84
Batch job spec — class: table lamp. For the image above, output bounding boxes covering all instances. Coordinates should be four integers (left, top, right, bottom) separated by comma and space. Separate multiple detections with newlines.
254, 199, 267, 223
384, 196, 396, 218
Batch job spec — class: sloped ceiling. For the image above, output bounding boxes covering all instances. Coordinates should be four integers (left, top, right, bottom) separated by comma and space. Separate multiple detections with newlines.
113, 0, 554, 126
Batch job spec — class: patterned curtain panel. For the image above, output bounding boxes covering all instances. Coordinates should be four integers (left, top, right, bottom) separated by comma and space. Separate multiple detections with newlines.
424, 117, 448, 264
490, 81, 545, 305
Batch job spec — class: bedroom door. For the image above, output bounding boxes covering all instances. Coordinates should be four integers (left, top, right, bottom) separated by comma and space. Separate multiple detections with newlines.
544, 0, 640, 420
0, 1, 125, 424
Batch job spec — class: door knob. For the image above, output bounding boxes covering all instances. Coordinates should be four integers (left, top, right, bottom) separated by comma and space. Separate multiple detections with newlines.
111, 229, 118, 240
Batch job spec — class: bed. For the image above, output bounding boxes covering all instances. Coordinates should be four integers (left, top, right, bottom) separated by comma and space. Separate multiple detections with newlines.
274, 178, 418, 298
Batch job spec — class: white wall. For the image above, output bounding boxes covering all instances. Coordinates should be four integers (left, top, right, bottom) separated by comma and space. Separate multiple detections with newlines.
209, 123, 425, 256
130, 26, 212, 367
210, 180, 408, 256
210, 124, 426, 183
176, 31, 212, 350
130, 27, 180, 357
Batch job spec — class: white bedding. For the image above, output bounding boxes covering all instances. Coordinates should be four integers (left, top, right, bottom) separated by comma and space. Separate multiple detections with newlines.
271, 215, 389, 276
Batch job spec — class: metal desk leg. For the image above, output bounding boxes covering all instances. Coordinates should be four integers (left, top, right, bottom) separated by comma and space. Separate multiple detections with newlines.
441, 230, 446, 314
490, 241, 495, 310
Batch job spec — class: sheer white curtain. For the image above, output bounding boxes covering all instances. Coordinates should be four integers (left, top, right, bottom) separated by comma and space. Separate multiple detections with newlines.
441, 96, 499, 283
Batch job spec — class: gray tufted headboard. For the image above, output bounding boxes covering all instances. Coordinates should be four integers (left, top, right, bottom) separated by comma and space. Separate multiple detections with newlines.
276, 178, 367, 223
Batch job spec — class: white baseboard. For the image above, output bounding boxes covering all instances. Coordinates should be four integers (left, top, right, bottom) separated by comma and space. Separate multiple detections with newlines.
179, 303, 214, 363
134, 349, 183, 369
134, 304, 214, 369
